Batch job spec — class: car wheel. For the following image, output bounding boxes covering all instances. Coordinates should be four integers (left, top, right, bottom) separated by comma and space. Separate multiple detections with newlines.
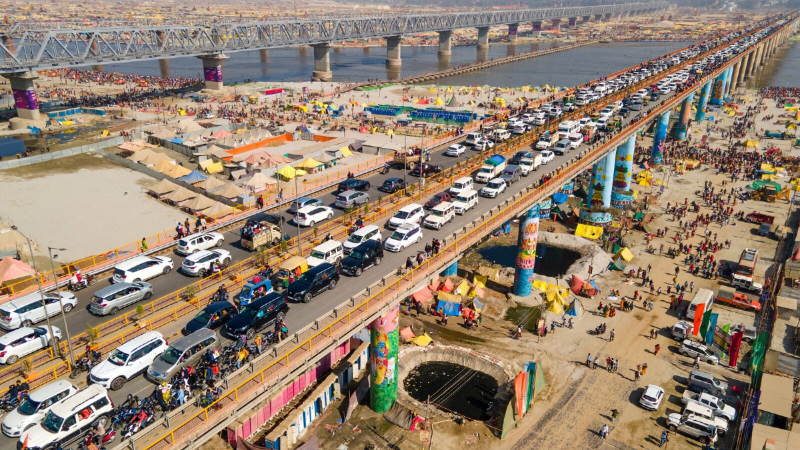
110, 307, 119, 315
6, 355, 18, 365
63, 304, 73, 313
303, 293, 312, 303
215, 239, 224, 247
246, 328, 256, 341
309, 220, 315, 227
355, 268, 363, 276
327, 213, 333, 220
330, 280, 337, 290
162, 266, 171, 275
21, 320, 31, 328
110, 377, 126, 391
669, 424, 677, 432
92, 415, 110, 429
222, 258, 231, 267
132, 279, 141, 284
681, 350, 688, 356
375, 257, 382, 266
144, 291, 153, 300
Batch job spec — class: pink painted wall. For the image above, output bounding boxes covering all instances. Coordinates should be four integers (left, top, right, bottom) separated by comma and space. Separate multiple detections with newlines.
228, 340, 352, 446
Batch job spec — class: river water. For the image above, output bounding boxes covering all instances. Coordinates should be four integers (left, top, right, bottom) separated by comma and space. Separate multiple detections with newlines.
748, 38, 800, 88
100, 40, 693, 88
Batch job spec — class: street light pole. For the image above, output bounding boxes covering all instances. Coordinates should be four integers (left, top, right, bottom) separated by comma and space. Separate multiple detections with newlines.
48, 247, 76, 366
294, 175, 302, 256
11, 227, 59, 355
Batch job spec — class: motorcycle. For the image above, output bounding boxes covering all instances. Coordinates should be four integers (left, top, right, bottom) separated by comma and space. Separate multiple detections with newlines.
123, 409, 154, 439
70, 353, 101, 379
0, 392, 26, 415
379, 164, 391, 175
76, 428, 116, 449
68, 274, 97, 292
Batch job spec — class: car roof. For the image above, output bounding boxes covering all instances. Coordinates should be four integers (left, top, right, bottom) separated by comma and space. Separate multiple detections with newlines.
454, 177, 472, 183
0, 327, 41, 343
182, 231, 222, 241
386, 177, 403, 182
29, 380, 76, 402
351, 224, 380, 235
338, 189, 363, 197
353, 239, 381, 251
305, 263, 336, 275
297, 205, 327, 213
296, 196, 313, 202
488, 178, 504, 183
399, 203, 422, 212
170, 328, 216, 351
186, 249, 222, 261
395, 224, 418, 232
50, 385, 108, 417
117, 331, 164, 352
312, 240, 342, 252
93, 282, 144, 297
455, 189, 477, 197
115, 255, 156, 270
203, 301, 235, 313
1, 291, 59, 311
431, 201, 453, 210
247, 292, 284, 309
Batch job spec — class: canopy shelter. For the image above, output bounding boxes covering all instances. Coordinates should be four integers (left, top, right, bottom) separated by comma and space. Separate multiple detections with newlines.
295, 158, 324, 170
127, 148, 157, 163
242, 172, 275, 193
163, 164, 192, 178
139, 151, 174, 167
569, 275, 598, 297
182, 195, 216, 213
176, 119, 204, 133
196, 176, 226, 191
148, 179, 179, 197
152, 159, 176, 174
214, 183, 246, 199
0, 257, 35, 283
202, 202, 234, 218
275, 165, 297, 180
195, 145, 231, 159
179, 170, 209, 184
257, 154, 293, 169
163, 186, 197, 204
210, 129, 233, 139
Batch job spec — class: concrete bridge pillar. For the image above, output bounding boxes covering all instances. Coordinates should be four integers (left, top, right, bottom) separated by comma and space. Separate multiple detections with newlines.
442, 261, 458, 277
651, 111, 670, 165
551, 19, 561, 31
477, 26, 490, 51
708, 71, 726, 106
531, 21, 542, 37
159, 59, 171, 78
507, 23, 518, 44
8, 71, 41, 122
512, 205, 541, 297
754, 44, 764, 71
736, 57, 747, 88
568, 17, 577, 28
743, 51, 755, 83
198, 53, 227, 90
369, 304, 399, 414
1, 35, 15, 56
438, 30, 452, 57
611, 135, 636, 208
582, 15, 592, 25
260, 49, 269, 63
603, 12, 612, 21
588, 148, 617, 208
88, 34, 102, 71
507, 44, 517, 57
723, 67, 734, 98
695, 81, 711, 122
312, 43, 332, 81
477, 45, 488, 62
675, 92, 694, 141
730, 61, 741, 95
385, 35, 402, 68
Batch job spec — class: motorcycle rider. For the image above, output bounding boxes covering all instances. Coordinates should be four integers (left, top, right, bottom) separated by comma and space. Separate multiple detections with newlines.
70, 270, 86, 290
215, 286, 228, 303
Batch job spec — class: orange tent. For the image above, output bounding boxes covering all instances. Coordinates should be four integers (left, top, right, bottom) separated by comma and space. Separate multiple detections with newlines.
0, 257, 36, 283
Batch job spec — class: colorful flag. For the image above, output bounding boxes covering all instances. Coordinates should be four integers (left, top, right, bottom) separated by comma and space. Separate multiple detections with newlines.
705, 314, 718, 346
729, 331, 744, 367
692, 304, 705, 336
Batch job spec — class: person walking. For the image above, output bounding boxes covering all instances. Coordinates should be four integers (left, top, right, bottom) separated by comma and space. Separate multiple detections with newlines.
634, 369, 640, 382
587, 353, 593, 368
611, 409, 619, 422
660, 430, 669, 447
140, 238, 148, 252
650, 329, 656, 340
609, 329, 615, 342
694, 356, 701, 369
600, 424, 609, 439
654, 343, 661, 356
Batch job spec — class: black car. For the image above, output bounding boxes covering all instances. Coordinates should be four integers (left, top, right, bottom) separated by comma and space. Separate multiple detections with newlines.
618, 107, 630, 118
409, 164, 444, 178
224, 293, 289, 340
510, 151, 532, 165
379, 177, 406, 193
285, 263, 340, 303
183, 301, 238, 335
337, 178, 370, 193
340, 240, 384, 277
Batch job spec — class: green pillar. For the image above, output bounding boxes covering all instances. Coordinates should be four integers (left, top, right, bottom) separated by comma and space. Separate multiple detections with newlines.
370, 304, 400, 413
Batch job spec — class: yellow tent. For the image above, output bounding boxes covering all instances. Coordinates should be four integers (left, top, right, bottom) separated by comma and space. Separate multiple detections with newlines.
428, 88, 436, 93
532, 280, 549, 293
434, 98, 444, 106
762, 174, 776, 181
295, 158, 323, 169
575, 224, 603, 240
546, 300, 564, 315
340, 146, 352, 157
760, 163, 774, 172
438, 291, 461, 302
409, 333, 433, 347
745, 139, 760, 148
295, 169, 307, 176
456, 280, 471, 297
205, 161, 224, 174
473, 275, 487, 289
546, 285, 567, 305
618, 247, 634, 262
276, 165, 296, 180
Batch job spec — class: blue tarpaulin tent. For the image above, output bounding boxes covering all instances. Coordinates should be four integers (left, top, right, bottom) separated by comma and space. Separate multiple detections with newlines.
565, 299, 583, 317
552, 193, 568, 204
436, 300, 462, 316
169, 138, 183, 144
179, 170, 208, 184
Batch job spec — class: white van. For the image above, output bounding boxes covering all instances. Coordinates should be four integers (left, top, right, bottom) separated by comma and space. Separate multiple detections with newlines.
492, 128, 511, 142
0, 291, 78, 331
343, 225, 381, 254
2, 380, 78, 437
388, 204, 424, 229
575, 95, 590, 106
557, 120, 580, 139
453, 189, 478, 215
423, 202, 455, 230
464, 132, 482, 146
687, 289, 714, 320
306, 240, 344, 268
596, 116, 610, 130
90, 331, 168, 390
568, 133, 583, 149
450, 177, 474, 196
553, 139, 570, 156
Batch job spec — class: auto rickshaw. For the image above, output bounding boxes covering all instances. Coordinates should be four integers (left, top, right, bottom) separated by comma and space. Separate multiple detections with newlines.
274, 256, 309, 291
235, 278, 273, 308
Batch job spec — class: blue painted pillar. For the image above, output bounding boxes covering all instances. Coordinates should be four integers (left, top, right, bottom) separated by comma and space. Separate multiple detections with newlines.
441, 261, 458, 277
588, 147, 616, 208
695, 82, 711, 122
611, 136, 636, 208
723, 67, 733, 98
675, 92, 695, 141
512, 205, 541, 297
708, 72, 726, 106
651, 111, 670, 165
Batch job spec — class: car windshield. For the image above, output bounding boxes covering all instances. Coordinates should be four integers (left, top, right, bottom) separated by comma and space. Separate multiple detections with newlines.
239, 307, 259, 320
41, 411, 63, 433
108, 349, 129, 366
310, 250, 326, 259
431, 195, 442, 203
160, 347, 183, 365
193, 311, 211, 324
347, 234, 363, 243
642, 394, 656, 402
394, 211, 409, 219
350, 250, 365, 260
488, 181, 503, 189
390, 231, 407, 241
431, 209, 444, 217
455, 195, 469, 203
178, 239, 188, 247
454, 183, 466, 189
17, 397, 41, 416
296, 273, 314, 285
478, 168, 492, 174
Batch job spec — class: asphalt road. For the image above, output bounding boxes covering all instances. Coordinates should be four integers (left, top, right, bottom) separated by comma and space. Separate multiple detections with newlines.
0, 29, 761, 448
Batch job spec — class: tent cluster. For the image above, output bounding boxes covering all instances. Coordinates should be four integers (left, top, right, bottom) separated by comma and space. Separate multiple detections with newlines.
409, 275, 486, 322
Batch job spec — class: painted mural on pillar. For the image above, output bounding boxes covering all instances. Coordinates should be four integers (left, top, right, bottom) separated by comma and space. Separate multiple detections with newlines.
370, 306, 399, 413
516, 208, 540, 270
12, 89, 38, 110
539, 199, 552, 219
560, 182, 574, 195
204, 67, 223, 82
612, 153, 633, 190
589, 164, 607, 207
711, 79, 724, 102
611, 190, 635, 208
579, 209, 613, 225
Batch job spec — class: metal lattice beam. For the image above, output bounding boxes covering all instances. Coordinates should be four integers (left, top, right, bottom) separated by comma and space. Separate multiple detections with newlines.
0, 2, 666, 73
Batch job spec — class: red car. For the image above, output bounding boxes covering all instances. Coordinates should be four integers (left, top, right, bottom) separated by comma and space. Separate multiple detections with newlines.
744, 212, 774, 224
425, 192, 452, 209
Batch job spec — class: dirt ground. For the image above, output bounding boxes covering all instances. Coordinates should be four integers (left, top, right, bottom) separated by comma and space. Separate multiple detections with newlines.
295, 87, 795, 450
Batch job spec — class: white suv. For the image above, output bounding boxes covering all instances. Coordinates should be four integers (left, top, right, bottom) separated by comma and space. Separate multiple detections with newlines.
176, 231, 225, 255
0, 326, 62, 365
388, 204, 424, 229
2, 380, 78, 437
111, 255, 174, 283
20, 385, 113, 450
384, 224, 422, 252
90, 331, 168, 390
180, 249, 232, 277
